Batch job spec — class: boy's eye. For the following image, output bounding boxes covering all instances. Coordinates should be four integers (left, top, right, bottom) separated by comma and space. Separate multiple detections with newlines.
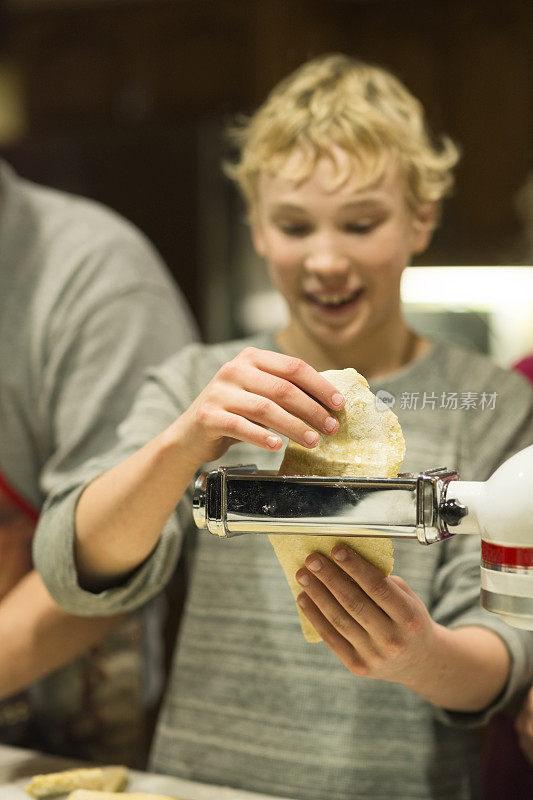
277, 222, 311, 237
344, 221, 376, 234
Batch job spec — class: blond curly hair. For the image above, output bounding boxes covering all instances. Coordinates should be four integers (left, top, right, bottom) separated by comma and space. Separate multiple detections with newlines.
225, 53, 459, 214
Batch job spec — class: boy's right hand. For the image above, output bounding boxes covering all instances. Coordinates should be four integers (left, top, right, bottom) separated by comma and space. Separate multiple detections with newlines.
177, 347, 346, 466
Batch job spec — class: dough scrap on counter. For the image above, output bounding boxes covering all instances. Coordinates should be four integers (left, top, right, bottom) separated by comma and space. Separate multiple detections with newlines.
25, 765, 127, 797
270, 367, 405, 642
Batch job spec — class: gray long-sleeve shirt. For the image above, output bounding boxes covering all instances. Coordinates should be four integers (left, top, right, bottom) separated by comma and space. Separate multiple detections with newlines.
35, 335, 533, 800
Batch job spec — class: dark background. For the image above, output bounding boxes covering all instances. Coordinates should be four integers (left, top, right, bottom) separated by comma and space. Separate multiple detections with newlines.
1, 0, 532, 336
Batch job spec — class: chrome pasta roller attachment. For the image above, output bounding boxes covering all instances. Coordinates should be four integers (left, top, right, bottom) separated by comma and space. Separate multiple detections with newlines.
193, 446, 533, 630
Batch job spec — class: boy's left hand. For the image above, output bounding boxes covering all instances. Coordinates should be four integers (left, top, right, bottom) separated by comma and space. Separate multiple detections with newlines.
296, 546, 437, 686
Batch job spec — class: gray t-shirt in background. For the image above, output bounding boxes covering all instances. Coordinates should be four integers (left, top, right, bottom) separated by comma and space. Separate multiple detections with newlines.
0, 159, 198, 762
0, 159, 198, 505
35, 334, 533, 800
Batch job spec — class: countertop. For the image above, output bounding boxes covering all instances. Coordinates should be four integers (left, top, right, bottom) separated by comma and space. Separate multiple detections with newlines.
0, 744, 293, 800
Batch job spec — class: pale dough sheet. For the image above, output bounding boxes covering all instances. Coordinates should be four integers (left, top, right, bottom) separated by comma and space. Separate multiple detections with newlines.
269, 368, 405, 642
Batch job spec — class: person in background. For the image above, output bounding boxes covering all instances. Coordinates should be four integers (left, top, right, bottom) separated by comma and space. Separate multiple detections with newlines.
0, 159, 198, 764
33, 55, 533, 800
514, 355, 533, 385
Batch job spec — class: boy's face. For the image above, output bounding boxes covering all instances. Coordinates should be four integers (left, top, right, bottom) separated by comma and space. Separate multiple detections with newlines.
250, 148, 434, 356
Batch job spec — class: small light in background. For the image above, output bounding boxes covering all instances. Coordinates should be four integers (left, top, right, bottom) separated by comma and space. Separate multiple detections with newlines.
401, 267, 533, 366
401, 267, 533, 307
0, 60, 27, 147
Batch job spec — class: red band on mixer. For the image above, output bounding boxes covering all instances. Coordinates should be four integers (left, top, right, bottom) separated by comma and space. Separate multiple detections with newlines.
482, 541, 533, 568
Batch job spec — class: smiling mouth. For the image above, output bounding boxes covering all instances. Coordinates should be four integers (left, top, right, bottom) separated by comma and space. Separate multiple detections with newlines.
305, 288, 365, 309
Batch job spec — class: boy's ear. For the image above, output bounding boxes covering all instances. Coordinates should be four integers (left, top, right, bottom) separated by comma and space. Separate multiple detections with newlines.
411, 202, 438, 254
249, 207, 267, 257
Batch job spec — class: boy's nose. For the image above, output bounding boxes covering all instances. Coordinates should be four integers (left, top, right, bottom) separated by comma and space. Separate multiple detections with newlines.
304, 248, 350, 275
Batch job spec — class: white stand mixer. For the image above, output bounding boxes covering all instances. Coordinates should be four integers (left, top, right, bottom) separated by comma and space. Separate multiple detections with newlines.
194, 445, 533, 630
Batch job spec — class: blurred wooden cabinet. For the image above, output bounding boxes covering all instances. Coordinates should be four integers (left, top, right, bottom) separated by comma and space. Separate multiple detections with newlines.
1, 0, 532, 333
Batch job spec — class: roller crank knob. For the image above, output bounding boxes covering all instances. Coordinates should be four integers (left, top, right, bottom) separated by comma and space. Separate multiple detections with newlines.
439, 498, 468, 527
